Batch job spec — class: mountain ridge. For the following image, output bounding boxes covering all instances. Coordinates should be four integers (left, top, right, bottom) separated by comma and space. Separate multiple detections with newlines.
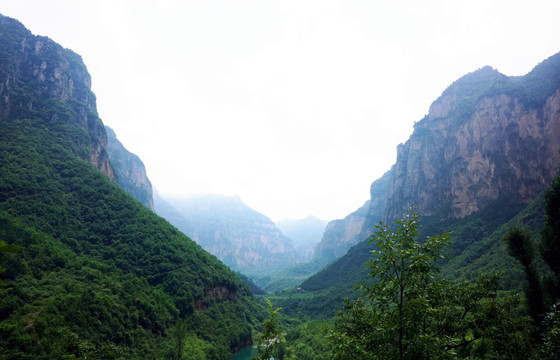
294, 50, 560, 316
155, 193, 300, 274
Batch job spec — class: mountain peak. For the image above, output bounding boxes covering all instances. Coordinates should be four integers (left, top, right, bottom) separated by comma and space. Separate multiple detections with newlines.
426, 65, 509, 121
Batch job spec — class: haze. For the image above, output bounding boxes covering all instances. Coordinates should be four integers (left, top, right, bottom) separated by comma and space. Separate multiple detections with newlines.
1, 0, 559, 221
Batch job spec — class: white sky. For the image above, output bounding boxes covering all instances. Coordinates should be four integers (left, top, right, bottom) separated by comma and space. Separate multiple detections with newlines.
1, 0, 559, 222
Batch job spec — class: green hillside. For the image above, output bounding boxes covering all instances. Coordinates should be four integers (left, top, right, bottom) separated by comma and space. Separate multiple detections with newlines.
0, 110, 262, 360
0, 14, 262, 359
282, 197, 533, 318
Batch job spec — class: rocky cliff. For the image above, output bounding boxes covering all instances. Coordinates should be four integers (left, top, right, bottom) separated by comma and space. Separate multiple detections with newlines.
384, 54, 560, 223
0, 14, 115, 181
298, 52, 560, 312
311, 52, 560, 265
357, 168, 394, 239
155, 194, 300, 274
312, 200, 370, 261
105, 126, 154, 210
312, 169, 393, 260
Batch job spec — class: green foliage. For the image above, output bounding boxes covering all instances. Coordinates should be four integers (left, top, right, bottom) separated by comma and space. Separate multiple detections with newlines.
517, 52, 560, 108
292, 197, 526, 320
541, 176, 560, 281
0, 240, 22, 285
237, 272, 266, 295
502, 226, 546, 323
254, 299, 285, 360
0, 100, 261, 358
502, 176, 560, 353
172, 319, 189, 360
539, 301, 560, 360
282, 319, 331, 360
252, 256, 330, 293
330, 208, 532, 360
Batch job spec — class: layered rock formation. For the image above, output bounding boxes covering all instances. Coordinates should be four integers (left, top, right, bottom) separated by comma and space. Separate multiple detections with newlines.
155, 194, 300, 274
0, 15, 116, 181
384, 57, 560, 223
105, 126, 154, 210
311, 52, 560, 265
312, 169, 393, 260
312, 200, 370, 261
299, 52, 560, 308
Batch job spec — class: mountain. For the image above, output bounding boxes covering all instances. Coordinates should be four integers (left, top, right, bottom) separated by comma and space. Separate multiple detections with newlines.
384, 61, 560, 223
312, 168, 393, 262
356, 167, 394, 240
0, 14, 260, 359
153, 190, 197, 234
155, 194, 300, 275
0, 16, 116, 182
287, 51, 560, 317
312, 200, 370, 261
276, 216, 328, 261
105, 126, 154, 210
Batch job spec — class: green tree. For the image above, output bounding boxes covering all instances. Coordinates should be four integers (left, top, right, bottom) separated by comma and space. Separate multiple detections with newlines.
330, 208, 531, 360
502, 226, 546, 327
503, 176, 560, 355
173, 318, 188, 360
365, 210, 451, 359
541, 176, 560, 296
254, 299, 285, 360
0, 240, 22, 285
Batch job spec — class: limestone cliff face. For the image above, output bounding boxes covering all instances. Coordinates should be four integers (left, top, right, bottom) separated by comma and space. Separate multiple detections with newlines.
0, 14, 115, 181
384, 55, 560, 223
313, 200, 370, 261
155, 194, 300, 274
313, 169, 393, 260
105, 126, 154, 210
316, 53, 560, 265
358, 168, 394, 240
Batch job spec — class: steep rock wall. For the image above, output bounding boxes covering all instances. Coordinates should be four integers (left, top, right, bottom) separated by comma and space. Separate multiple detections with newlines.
313, 200, 369, 261
106, 126, 155, 210
0, 15, 116, 181
384, 58, 560, 222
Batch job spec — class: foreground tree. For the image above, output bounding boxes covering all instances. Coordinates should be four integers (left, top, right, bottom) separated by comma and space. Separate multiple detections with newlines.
330, 208, 531, 360
541, 176, 560, 297
254, 299, 285, 360
503, 176, 560, 356
502, 226, 546, 327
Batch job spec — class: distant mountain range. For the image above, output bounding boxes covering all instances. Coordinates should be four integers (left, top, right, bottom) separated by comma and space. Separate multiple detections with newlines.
276, 216, 328, 261
155, 193, 301, 275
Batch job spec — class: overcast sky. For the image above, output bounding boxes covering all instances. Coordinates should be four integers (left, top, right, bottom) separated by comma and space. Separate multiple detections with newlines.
1, 0, 559, 222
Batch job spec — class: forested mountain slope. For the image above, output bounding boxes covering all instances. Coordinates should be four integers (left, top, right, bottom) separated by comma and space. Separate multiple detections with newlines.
0, 14, 261, 359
